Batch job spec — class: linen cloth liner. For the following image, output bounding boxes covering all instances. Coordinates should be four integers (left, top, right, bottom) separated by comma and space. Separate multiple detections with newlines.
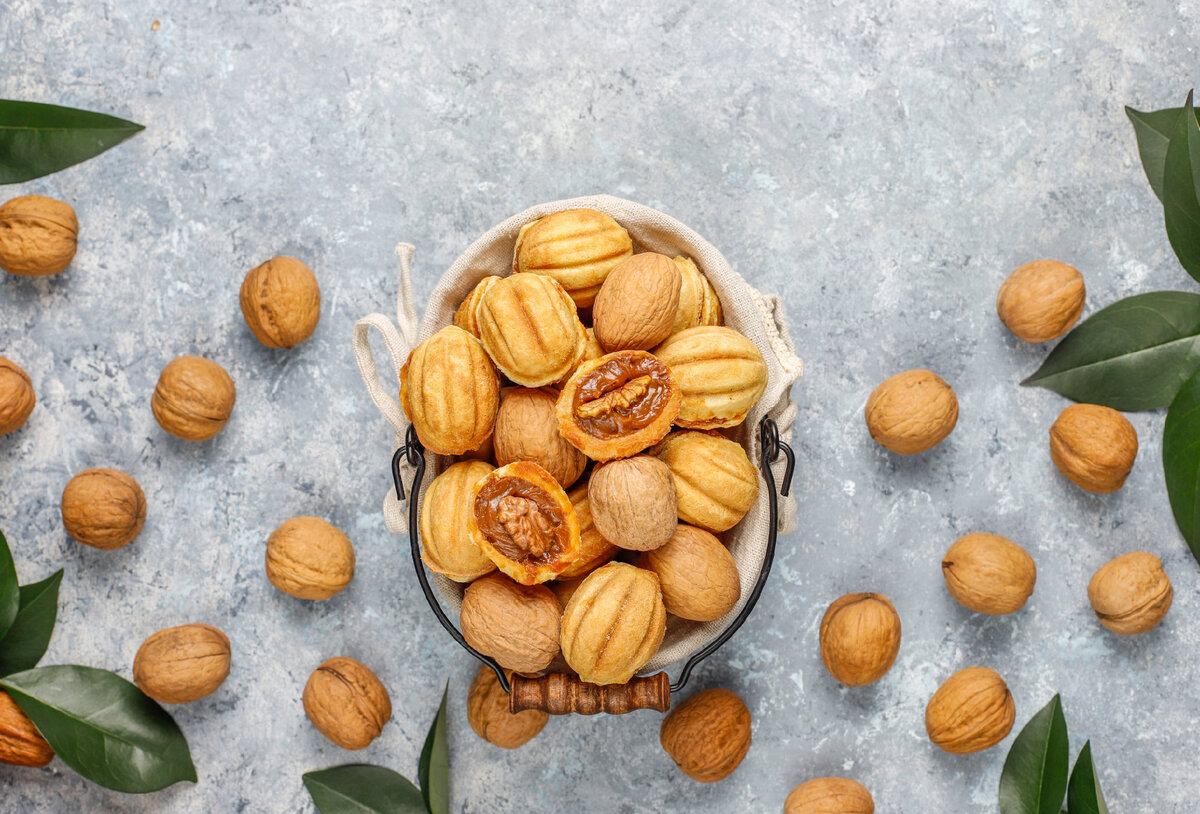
353, 194, 803, 672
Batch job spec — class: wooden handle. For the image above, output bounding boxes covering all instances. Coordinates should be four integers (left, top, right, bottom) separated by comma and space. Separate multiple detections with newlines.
509, 672, 670, 715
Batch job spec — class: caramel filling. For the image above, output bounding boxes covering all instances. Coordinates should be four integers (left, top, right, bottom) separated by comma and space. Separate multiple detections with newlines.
572, 355, 671, 438
476, 477, 569, 563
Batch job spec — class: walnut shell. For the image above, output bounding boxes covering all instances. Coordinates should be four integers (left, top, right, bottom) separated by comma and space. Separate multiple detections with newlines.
265, 516, 356, 600
784, 777, 875, 814
654, 430, 759, 532
670, 256, 722, 335
454, 276, 500, 338
0, 358, 35, 436
467, 666, 547, 749
494, 387, 586, 489
558, 482, 620, 580
942, 533, 1036, 615
925, 666, 1015, 754
460, 572, 562, 674
419, 461, 497, 582
560, 562, 666, 685
133, 623, 231, 704
0, 690, 53, 768
996, 260, 1085, 343
400, 325, 500, 455
1049, 403, 1138, 493
303, 657, 391, 750
1087, 551, 1172, 635
477, 274, 586, 387
864, 369, 958, 455
659, 688, 751, 783
588, 456, 677, 551
819, 593, 901, 687
592, 252, 681, 352
60, 467, 146, 550
639, 524, 740, 621
653, 326, 767, 429
512, 208, 633, 307
239, 255, 321, 348
0, 195, 78, 276
152, 355, 236, 441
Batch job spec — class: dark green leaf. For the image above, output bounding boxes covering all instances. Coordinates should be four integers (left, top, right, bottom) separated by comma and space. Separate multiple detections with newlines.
0, 665, 196, 793
0, 569, 62, 676
999, 694, 1070, 814
303, 764, 427, 814
1127, 105, 1199, 200
0, 530, 18, 640
1163, 367, 1200, 562
1066, 742, 1110, 814
1022, 291, 1200, 409
0, 100, 144, 184
418, 683, 449, 814
1163, 92, 1200, 282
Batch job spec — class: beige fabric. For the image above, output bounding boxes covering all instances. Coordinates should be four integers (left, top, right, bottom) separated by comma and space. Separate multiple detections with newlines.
353, 195, 803, 672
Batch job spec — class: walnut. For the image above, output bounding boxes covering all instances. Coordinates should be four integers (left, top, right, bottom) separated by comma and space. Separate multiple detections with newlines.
592, 252, 681, 352
670, 256, 722, 335
659, 688, 751, 783
460, 572, 561, 674
512, 208, 633, 307
493, 387, 586, 488
653, 326, 767, 429
864, 369, 958, 454
60, 467, 146, 550
133, 623, 231, 704
560, 562, 665, 685
654, 430, 758, 532
942, 533, 1036, 615
419, 461, 497, 582
239, 255, 321, 348
639, 524, 740, 621
0, 690, 53, 768
784, 777, 875, 814
400, 325, 499, 456
925, 666, 1014, 754
466, 666, 547, 749
1049, 403, 1138, 493
819, 593, 901, 687
557, 481, 619, 580
476, 273, 586, 387
265, 516, 356, 600
0, 358, 35, 436
152, 355, 236, 441
588, 456, 677, 551
303, 657, 392, 750
1087, 551, 1172, 635
453, 276, 500, 338
0, 195, 78, 276
996, 260, 1085, 343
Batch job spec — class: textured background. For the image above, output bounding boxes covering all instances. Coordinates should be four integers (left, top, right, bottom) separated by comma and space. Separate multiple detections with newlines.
1, 1, 1198, 811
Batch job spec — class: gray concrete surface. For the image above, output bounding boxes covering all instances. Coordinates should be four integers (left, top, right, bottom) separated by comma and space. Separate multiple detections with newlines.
1, 1, 1198, 811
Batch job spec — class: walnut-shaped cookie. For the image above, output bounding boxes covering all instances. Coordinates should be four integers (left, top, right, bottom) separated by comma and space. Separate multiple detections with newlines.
655, 430, 759, 532
453, 275, 500, 339
476, 273, 586, 387
419, 460, 498, 582
653, 326, 767, 429
512, 208, 633, 307
670, 256, 723, 335
400, 325, 499, 455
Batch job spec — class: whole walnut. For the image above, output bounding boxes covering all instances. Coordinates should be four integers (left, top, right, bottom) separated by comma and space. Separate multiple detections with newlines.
0, 358, 35, 436
1087, 551, 1172, 635
0, 690, 53, 768
592, 252, 681, 352
152, 355, 236, 441
864, 369, 958, 454
460, 572, 561, 674
239, 255, 321, 348
493, 387, 586, 489
265, 516, 356, 600
560, 562, 666, 685
659, 688, 751, 783
133, 623, 231, 704
419, 461, 497, 582
784, 777, 875, 814
0, 195, 78, 276
654, 430, 758, 532
819, 593, 901, 687
303, 657, 391, 750
1049, 403, 1137, 493
925, 666, 1014, 754
588, 456, 677, 551
941, 533, 1036, 615
996, 260, 1085, 343
639, 524, 740, 622
466, 666, 547, 749
61, 467, 146, 550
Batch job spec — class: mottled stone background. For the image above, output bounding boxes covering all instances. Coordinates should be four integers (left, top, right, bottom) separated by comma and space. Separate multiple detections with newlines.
1, 1, 1198, 811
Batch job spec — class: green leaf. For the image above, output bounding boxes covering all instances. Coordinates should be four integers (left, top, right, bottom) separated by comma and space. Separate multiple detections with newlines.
0, 100, 144, 184
0, 569, 62, 676
1066, 742, 1110, 814
1163, 367, 1200, 562
1127, 105, 1199, 200
1022, 291, 1200, 410
999, 694, 1070, 814
1163, 92, 1200, 282
418, 683, 449, 814
0, 665, 196, 793
0, 530, 19, 640
303, 764, 427, 814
